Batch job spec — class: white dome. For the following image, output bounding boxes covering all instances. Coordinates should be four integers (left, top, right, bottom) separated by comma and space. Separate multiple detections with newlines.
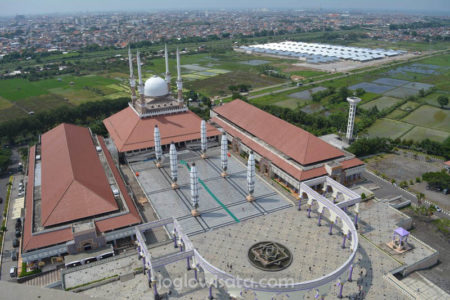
144, 76, 168, 97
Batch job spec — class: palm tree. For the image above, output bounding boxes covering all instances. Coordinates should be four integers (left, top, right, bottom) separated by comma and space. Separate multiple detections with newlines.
416, 193, 425, 206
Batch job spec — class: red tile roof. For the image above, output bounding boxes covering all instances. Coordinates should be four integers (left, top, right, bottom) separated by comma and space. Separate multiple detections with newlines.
95, 136, 141, 232
213, 116, 328, 181
341, 157, 365, 170
444, 161, 450, 167
212, 112, 363, 182
213, 100, 344, 166
23, 131, 141, 252
40, 124, 118, 227
103, 107, 221, 152
23, 146, 73, 252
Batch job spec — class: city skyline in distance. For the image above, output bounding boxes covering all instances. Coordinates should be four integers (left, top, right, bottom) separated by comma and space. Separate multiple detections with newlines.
1, 0, 449, 16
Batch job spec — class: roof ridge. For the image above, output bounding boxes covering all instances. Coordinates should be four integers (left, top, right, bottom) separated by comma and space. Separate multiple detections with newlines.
124, 112, 142, 147
62, 123, 77, 183
41, 178, 75, 226
76, 178, 117, 210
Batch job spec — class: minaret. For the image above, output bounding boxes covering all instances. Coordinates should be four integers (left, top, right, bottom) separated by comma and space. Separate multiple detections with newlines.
346, 96, 362, 141
128, 47, 137, 106
170, 142, 178, 189
154, 125, 162, 168
164, 44, 171, 91
136, 50, 145, 105
220, 134, 228, 177
200, 120, 207, 159
246, 151, 255, 202
190, 163, 200, 216
176, 47, 183, 103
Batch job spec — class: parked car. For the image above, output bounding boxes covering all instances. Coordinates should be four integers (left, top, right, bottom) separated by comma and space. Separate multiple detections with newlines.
9, 266, 17, 278
0, 197, 3, 204
11, 250, 17, 261
12, 239, 19, 248
15, 230, 21, 238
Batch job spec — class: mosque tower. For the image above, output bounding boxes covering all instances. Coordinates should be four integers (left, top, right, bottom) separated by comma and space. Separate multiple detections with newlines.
164, 44, 171, 91
127, 45, 186, 118
176, 48, 183, 103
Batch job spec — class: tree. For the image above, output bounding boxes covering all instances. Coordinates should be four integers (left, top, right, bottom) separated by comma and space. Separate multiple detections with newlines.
228, 85, 238, 92
355, 88, 365, 97
422, 170, 450, 190
437, 95, 448, 108
416, 193, 425, 205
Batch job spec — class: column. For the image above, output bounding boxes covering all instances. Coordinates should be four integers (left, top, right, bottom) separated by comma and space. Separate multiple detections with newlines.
173, 230, 178, 248
208, 285, 214, 300
354, 213, 359, 229
307, 204, 311, 218
147, 269, 152, 288
338, 280, 344, 298
348, 264, 353, 282
298, 196, 302, 211
329, 222, 334, 235
153, 281, 159, 300
187, 256, 191, 271
317, 213, 322, 226
342, 234, 347, 249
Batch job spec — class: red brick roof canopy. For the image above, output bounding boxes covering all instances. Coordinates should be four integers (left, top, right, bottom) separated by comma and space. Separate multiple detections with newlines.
213, 100, 345, 166
103, 107, 221, 153
40, 124, 119, 227
23, 132, 141, 252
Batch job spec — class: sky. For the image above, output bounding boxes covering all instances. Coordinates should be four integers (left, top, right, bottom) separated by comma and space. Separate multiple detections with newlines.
0, 0, 449, 16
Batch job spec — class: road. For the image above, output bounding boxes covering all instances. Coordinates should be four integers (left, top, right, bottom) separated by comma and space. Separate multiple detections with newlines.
0, 148, 22, 281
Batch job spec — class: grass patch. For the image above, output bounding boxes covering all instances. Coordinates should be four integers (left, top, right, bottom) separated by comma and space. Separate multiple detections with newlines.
432, 218, 450, 235
66, 274, 119, 291
19, 262, 42, 278
385, 108, 410, 120
274, 98, 308, 109
361, 96, 402, 111
401, 126, 449, 143
187, 71, 285, 97
15, 94, 69, 113
401, 105, 450, 132
399, 101, 421, 112
0, 97, 13, 110
366, 118, 414, 139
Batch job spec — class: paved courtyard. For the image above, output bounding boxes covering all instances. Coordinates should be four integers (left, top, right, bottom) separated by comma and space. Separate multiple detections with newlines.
79, 209, 410, 300
129, 148, 292, 236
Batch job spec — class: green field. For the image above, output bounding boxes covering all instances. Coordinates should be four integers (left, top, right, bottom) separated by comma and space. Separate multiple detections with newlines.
399, 101, 421, 111
367, 118, 414, 139
386, 108, 409, 120
274, 98, 309, 109
421, 92, 450, 108
402, 105, 450, 132
361, 96, 402, 111
401, 126, 449, 143
188, 71, 285, 97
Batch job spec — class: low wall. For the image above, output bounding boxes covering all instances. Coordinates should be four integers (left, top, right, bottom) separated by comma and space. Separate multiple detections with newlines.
402, 236, 439, 276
